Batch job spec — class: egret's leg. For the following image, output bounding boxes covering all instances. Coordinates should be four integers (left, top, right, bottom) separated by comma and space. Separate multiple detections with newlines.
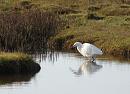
87, 57, 92, 62
87, 56, 94, 62
92, 56, 96, 62
86, 56, 92, 61
89, 56, 93, 62
92, 57, 94, 62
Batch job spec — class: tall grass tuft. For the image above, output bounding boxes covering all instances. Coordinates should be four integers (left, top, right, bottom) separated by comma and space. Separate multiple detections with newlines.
0, 9, 63, 52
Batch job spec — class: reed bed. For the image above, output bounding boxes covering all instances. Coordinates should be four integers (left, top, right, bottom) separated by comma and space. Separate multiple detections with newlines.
0, 9, 63, 52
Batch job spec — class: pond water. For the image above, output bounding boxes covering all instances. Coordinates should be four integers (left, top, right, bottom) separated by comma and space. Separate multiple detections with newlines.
0, 51, 130, 94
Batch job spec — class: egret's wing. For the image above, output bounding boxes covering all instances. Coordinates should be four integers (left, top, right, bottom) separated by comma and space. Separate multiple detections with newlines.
81, 43, 92, 57
82, 43, 103, 56
90, 44, 103, 55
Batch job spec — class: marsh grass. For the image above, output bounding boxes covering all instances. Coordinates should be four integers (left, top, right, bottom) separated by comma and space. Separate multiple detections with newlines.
99, 4, 130, 16
0, 52, 29, 62
49, 15, 130, 57
0, 8, 63, 52
1, 0, 130, 57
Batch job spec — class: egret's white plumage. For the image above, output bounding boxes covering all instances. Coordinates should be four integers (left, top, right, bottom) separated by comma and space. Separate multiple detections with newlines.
73, 42, 103, 61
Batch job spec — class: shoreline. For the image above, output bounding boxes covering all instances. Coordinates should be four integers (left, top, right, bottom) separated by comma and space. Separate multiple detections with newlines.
0, 52, 41, 74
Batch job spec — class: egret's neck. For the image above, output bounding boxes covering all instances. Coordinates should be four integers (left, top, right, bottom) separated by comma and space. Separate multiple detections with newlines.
76, 44, 82, 52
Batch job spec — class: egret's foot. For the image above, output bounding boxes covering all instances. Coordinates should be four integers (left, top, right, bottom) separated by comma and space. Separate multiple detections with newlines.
92, 57, 96, 63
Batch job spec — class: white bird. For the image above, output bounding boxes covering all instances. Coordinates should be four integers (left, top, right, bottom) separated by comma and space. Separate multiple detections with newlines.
73, 42, 103, 62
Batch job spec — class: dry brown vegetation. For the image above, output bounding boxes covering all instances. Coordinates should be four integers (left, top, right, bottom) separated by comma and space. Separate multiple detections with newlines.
0, 8, 63, 52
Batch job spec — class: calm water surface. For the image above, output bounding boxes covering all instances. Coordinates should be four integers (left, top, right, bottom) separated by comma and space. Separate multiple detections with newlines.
0, 51, 130, 94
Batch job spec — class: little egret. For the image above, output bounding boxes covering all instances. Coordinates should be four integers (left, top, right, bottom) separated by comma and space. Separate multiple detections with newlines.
73, 42, 103, 62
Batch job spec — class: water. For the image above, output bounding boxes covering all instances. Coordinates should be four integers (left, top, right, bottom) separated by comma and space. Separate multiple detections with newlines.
0, 51, 130, 94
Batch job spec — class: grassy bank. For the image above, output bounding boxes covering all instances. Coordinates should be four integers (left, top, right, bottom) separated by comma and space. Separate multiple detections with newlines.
49, 15, 130, 57
1, 0, 130, 57
0, 52, 41, 74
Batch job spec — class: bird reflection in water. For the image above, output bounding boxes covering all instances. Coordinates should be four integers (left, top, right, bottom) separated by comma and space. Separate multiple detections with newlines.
70, 61, 102, 76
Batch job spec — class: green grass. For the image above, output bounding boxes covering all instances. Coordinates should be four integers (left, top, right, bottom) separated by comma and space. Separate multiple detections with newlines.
49, 15, 130, 57
0, 52, 31, 62
0, 0, 126, 12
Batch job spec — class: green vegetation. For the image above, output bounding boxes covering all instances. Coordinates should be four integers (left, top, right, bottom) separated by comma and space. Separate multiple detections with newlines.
0, 52, 31, 62
0, 52, 41, 74
50, 16, 130, 56
0, 0, 130, 57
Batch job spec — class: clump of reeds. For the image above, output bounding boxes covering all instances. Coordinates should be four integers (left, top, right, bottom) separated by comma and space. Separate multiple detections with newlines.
0, 8, 63, 52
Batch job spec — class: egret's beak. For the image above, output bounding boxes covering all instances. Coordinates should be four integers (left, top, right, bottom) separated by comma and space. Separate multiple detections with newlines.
71, 44, 76, 49
73, 44, 76, 48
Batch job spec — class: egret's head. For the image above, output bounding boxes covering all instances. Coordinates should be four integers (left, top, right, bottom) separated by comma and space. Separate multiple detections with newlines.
73, 42, 82, 48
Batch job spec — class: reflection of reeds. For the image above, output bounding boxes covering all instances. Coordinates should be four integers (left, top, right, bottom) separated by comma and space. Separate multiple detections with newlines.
0, 74, 34, 85
0, 9, 63, 52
